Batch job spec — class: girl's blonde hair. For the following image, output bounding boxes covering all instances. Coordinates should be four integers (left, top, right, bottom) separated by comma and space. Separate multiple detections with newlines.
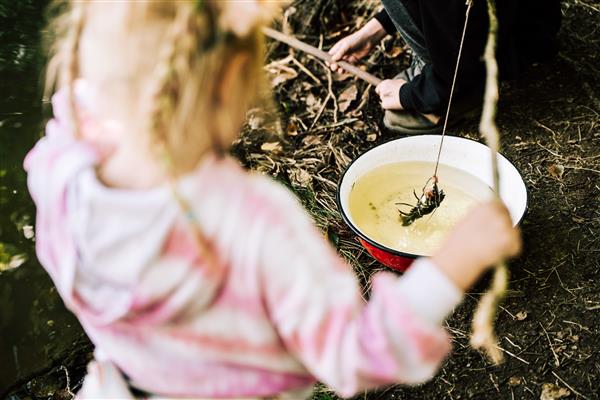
45, 1, 279, 175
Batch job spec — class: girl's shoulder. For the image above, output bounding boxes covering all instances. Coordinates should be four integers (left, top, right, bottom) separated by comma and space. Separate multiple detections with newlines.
194, 155, 300, 199
185, 155, 310, 224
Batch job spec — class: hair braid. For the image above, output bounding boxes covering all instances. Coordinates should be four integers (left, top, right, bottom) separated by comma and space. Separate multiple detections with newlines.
149, 4, 201, 164
148, 4, 223, 277
61, 2, 85, 137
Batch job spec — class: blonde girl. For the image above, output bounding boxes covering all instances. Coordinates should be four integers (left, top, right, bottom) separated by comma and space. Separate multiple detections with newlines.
25, 1, 520, 398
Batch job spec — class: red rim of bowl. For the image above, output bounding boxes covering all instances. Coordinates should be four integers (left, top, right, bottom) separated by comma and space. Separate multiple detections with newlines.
336, 136, 528, 260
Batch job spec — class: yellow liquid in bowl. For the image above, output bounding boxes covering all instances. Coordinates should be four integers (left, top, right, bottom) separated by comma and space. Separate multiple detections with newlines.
349, 161, 493, 256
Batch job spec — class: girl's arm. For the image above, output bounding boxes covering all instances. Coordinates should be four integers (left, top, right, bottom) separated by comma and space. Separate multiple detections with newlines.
257, 185, 457, 396
258, 183, 519, 397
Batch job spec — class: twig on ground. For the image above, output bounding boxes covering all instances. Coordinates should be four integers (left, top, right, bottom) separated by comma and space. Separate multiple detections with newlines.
539, 322, 561, 367
311, 118, 358, 132
494, 345, 530, 365
552, 371, 591, 400
572, 0, 600, 13
503, 336, 522, 350
290, 56, 322, 86
351, 84, 372, 116
310, 92, 331, 129
317, 58, 339, 123
59, 365, 76, 398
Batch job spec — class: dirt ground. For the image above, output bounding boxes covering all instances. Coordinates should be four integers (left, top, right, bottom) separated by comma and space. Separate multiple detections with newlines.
5, 0, 599, 399
236, 1, 600, 399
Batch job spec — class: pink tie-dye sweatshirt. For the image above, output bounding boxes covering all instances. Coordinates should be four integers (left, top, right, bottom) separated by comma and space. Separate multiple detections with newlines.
24, 87, 463, 399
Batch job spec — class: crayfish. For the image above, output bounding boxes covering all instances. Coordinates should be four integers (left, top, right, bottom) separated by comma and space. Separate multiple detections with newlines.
397, 176, 445, 226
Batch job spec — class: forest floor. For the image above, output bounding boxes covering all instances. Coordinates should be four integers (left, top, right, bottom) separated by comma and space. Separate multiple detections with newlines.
5, 0, 599, 399
233, 1, 600, 399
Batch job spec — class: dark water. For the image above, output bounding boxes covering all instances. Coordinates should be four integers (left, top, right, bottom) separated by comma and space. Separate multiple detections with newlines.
0, 1, 90, 395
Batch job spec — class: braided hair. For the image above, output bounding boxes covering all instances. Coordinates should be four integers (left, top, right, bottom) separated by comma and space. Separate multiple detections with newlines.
44, 0, 278, 272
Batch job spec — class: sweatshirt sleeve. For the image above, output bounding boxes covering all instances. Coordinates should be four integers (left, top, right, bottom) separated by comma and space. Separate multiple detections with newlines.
23, 88, 100, 303
398, 0, 488, 114
258, 183, 462, 397
374, 9, 397, 36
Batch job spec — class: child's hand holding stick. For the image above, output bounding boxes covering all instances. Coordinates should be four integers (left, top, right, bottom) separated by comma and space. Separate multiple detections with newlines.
262, 27, 382, 86
262, 27, 439, 124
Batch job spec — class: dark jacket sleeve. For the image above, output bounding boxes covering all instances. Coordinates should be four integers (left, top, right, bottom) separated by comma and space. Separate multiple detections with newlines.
398, 0, 561, 114
398, 0, 488, 114
374, 9, 397, 36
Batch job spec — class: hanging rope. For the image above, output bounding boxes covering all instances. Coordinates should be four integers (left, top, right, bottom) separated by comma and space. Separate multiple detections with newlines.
432, 0, 474, 179
469, 0, 508, 365
395, 0, 473, 227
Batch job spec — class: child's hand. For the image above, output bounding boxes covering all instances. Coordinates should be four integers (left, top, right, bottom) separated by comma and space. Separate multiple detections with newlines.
375, 79, 406, 110
432, 201, 521, 291
328, 19, 387, 74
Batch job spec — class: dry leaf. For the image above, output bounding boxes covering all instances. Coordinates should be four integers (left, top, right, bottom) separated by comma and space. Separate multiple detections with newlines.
0, 254, 27, 272
23, 224, 34, 239
302, 135, 321, 146
260, 141, 282, 154
333, 71, 353, 81
305, 93, 322, 114
548, 164, 565, 180
338, 85, 358, 112
287, 121, 299, 136
266, 64, 298, 88
388, 46, 404, 58
300, 82, 313, 91
540, 383, 570, 400
353, 120, 367, 130
247, 111, 264, 130
515, 311, 528, 321
289, 168, 312, 186
508, 377, 522, 387
569, 335, 579, 343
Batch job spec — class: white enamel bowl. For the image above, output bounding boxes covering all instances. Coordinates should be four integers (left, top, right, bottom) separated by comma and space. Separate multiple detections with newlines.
337, 135, 528, 271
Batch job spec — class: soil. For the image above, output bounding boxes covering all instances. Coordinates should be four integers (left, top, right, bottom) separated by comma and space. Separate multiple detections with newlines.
2, 0, 598, 399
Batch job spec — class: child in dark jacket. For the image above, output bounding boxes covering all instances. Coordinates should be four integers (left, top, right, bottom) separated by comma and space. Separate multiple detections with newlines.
329, 0, 561, 134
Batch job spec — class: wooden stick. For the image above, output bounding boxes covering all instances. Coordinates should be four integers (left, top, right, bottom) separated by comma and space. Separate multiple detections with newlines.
262, 27, 440, 125
262, 27, 382, 86
469, 0, 508, 365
